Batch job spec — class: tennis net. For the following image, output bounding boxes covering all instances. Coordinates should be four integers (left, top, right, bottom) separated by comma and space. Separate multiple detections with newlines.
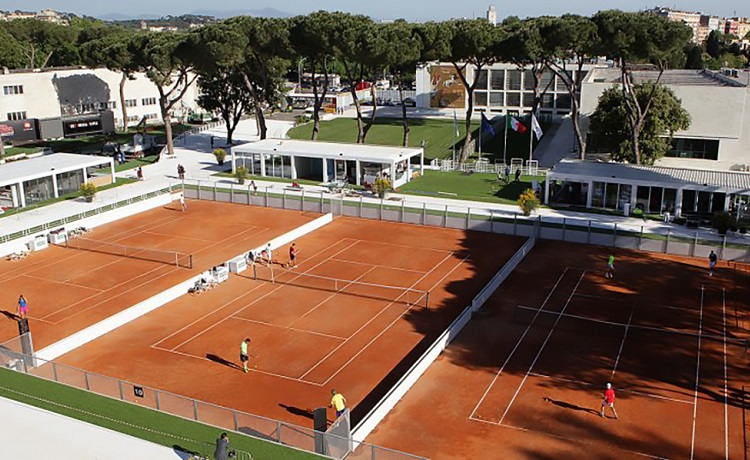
64, 237, 193, 268
254, 269, 430, 308
513, 304, 749, 352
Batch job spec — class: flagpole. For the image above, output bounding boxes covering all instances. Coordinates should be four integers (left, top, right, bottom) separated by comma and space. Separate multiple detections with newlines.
528, 113, 533, 162
479, 111, 483, 159
503, 114, 508, 165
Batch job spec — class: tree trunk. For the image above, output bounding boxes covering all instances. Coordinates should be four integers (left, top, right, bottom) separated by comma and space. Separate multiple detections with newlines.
119, 73, 128, 132
461, 94, 474, 162
571, 106, 586, 159
398, 83, 409, 146
163, 110, 174, 156
362, 85, 378, 143
549, 60, 587, 158
224, 114, 234, 145
310, 68, 328, 141
241, 72, 267, 140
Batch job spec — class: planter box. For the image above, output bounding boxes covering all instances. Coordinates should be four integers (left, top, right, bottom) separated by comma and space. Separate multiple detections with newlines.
48, 231, 67, 245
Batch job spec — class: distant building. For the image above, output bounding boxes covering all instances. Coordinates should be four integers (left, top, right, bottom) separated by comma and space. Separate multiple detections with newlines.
487, 5, 497, 26
650, 7, 702, 43
0, 9, 69, 25
724, 17, 750, 39
697, 15, 721, 43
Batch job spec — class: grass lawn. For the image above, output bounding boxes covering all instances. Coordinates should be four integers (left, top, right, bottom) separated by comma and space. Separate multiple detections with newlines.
0, 177, 137, 218
93, 154, 160, 173
287, 116, 547, 163
398, 170, 544, 205
213, 171, 321, 186
0, 368, 322, 459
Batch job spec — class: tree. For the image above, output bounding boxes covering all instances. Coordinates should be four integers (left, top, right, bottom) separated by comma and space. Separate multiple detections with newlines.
131, 32, 197, 156
683, 43, 704, 69
80, 30, 140, 131
2, 19, 78, 68
589, 82, 690, 165
594, 11, 692, 164
499, 17, 550, 117
0, 27, 25, 69
445, 19, 502, 162
197, 69, 252, 145
706, 30, 722, 58
226, 17, 291, 141
382, 21, 422, 146
539, 14, 599, 157
289, 12, 337, 141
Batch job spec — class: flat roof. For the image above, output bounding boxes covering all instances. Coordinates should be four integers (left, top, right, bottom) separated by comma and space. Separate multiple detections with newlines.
0, 153, 111, 187
233, 139, 423, 163
587, 68, 748, 88
549, 159, 750, 192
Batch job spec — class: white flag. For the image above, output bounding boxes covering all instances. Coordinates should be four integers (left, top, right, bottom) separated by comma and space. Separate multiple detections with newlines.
531, 114, 544, 141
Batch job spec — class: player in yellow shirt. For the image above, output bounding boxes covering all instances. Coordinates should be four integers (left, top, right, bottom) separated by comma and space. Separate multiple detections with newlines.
329, 389, 347, 418
239, 338, 253, 373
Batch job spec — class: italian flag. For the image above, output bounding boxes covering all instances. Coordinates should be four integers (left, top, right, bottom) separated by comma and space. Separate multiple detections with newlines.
508, 116, 527, 134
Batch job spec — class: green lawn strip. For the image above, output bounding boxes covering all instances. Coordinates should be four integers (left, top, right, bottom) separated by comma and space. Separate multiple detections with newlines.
212, 172, 321, 186
287, 118, 461, 161
0, 368, 322, 460
0, 177, 137, 219
4, 146, 42, 156
92, 154, 160, 173
397, 170, 544, 205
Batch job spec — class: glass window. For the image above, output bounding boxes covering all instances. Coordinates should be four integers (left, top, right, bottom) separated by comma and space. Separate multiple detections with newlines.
475, 70, 488, 90
666, 138, 719, 160
636, 185, 650, 211
604, 183, 618, 210
506, 92, 521, 107
591, 182, 605, 208
489, 92, 504, 106
490, 70, 505, 90
649, 187, 663, 214
523, 70, 535, 90
507, 70, 522, 90
682, 189, 697, 213
618, 184, 632, 211
23, 176, 54, 204
473, 91, 488, 107
522, 93, 535, 108
56, 170, 84, 196
555, 93, 571, 109
540, 71, 554, 92
711, 192, 726, 213
663, 188, 677, 213
540, 93, 554, 109
697, 191, 711, 213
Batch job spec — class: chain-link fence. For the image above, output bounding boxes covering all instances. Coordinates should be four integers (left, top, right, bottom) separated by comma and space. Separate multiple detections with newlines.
182, 179, 750, 263
4, 351, 423, 460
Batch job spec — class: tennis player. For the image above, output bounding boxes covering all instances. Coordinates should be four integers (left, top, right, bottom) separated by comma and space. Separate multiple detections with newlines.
329, 389, 347, 418
179, 193, 187, 212
288, 243, 299, 268
264, 243, 273, 266
605, 254, 615, 279
600, 383, 618, 419
17, 294, 28, 320
708, 250, 718, 276
239, 338, 252, 373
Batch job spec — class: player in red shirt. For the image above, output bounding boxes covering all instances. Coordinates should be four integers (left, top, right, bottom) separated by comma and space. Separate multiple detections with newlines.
288, 243, 299, 268
600, 382, 618, 419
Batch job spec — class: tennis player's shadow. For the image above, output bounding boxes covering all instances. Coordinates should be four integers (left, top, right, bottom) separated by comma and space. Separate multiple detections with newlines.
543, 397, 600, 416
206, 353, 243, 371
0, 310, 19, 321
279, 404, 315, 420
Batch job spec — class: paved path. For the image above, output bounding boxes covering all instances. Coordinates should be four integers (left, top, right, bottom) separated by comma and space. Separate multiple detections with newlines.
0, 396, 192, 460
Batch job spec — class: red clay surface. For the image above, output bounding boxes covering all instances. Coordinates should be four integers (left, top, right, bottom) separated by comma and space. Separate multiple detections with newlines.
364, 240, 750, 459
49, 215, 525, 427
0, 200, 318, 349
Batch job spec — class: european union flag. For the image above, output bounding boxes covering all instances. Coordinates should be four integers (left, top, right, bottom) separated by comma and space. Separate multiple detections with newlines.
481, 112, 496, 138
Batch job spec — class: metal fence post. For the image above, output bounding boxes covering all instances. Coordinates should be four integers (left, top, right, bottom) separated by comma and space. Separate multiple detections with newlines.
230, 183, 234, 203
155, 390, 160, 410
466, 207, 470, 229
691, 231, 698, 257
513, 213, 518, 235
276, 421, 282, 443
562, 218, 566, 242
380, 198, 384, 220
422, 202, 426, 225
587, 220, 592, 244
52, 362, 58, 382
118, 380, 123, 400
360, 196, 363, 218
490, 210, 494, 233
401, 200, 405, 223
233, 410, 239, 431
320, 191, 324, 213
193, 400, 199, 420
265, 187, 269, 207
283, 188, 287, 209
639, 225, 644, 250
443, 205, 448, 227
301, 189, 305, 211
84, 372, 90, 390
213, 183, 217, 201
612, 223, 617, 247
721, 235, 727, 260
665, 229, 671, 254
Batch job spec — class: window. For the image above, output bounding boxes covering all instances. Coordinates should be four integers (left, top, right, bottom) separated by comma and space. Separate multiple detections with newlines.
56, 170, 84, 196
473, 91, 488, 107
506, 92, 521, 107
523, 70, 536, 91
475, 70, 488, 90
489, 92, 504, 106
98, 101, 116, 110
141, 97, 157, 106
6, 111, 26, 121
3, 85, 23, 95
490, 70, 505, 90
126, 115, 140, 122
555, 93, 571, 109
125, 99, 137, 108
540, 93, 554, 109
23, 176, 54, 204
666, 138, 719, 160
144, 113, 159, 120
507, 70, 522, 90
81, 103, 97, 113
521, 93, 535, 108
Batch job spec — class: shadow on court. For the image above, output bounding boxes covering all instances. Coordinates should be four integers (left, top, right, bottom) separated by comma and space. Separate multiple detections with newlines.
0, 310, 19, 321
278, 403, 315, 421
542, 397, 600, 417
206, 353, 242, 371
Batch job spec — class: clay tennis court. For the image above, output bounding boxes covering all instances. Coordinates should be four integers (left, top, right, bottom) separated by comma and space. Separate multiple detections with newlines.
364, 240, 750, 459
48, 216, 525, 426
0, 200, 319, 349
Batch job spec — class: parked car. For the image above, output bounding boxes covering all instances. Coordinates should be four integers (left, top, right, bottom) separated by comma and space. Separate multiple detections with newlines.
187, 112, 216, 124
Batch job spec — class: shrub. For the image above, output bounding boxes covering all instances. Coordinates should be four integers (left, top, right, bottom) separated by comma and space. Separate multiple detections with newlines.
711, 211, 734, 235
234, 165, 248, 184
373, 177, 391, 198
213, 148, 227, 165
518, 189, 540, 216
79, 181, 97, 197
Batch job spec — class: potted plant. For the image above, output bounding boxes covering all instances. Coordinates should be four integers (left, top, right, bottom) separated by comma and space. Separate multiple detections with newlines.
711, 211, 733, 235
373, 177, 391, 199
213, 148, 227, 166
234, 165, 248, 185
518, 188, 540, 216
80, 181, 97, 203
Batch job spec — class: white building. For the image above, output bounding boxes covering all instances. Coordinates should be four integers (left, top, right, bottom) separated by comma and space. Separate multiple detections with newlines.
232, 139, 424, 189
0, 67, 200, 137
415, 61, 605, 120
579, 68, 750, 171
487, 5, 497, 26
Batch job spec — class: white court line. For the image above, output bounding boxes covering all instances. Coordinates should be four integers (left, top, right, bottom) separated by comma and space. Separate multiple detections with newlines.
722, 288, 729, 460
335, 238, 454, 255
150, 345, 324, 386
528, 372, 694, 404
318, 253, 470, 386
152, 281, 269, 348
285, 265, 377, 327
611, 303, 635, 380
166, 240, 361, 352
468, 268, 570, 421
573, 293, 633, 303
233, 316, 348, 341
328, 257, 427, 274
301, 251, 457, 383
689, 286, 705, 460
23, 274, 105, 293
498, 270, 587, 425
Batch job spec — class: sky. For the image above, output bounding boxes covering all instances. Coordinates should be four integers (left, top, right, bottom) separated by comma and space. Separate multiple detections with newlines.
4, 1, 747, 21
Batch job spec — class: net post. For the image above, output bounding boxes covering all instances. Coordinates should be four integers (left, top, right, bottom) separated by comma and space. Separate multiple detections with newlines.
175, 252, 178, 267
189, 255, 193, 269
425, 291, 429, 309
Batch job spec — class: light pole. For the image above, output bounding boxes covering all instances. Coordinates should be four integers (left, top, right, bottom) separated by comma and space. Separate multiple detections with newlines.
297, 58, 306, 93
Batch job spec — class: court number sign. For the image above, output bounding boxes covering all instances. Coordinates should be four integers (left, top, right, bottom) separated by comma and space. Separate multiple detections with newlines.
133, 386, 145, 398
